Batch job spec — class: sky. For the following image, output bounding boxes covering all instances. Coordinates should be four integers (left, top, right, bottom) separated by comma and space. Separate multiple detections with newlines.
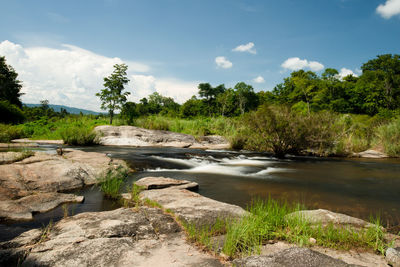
0, 0, 400, 111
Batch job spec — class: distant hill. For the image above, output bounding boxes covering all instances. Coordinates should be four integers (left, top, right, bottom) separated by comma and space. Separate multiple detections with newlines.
23, 103, 102, 115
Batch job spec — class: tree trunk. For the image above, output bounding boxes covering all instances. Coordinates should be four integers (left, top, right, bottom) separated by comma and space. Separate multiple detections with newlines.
109, 109, 114, 125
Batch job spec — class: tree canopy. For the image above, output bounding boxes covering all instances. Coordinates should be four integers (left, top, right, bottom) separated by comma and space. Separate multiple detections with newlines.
96, 64, 130, 124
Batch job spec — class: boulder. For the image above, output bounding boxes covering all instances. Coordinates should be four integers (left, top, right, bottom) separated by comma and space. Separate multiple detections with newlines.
95, 125, 230, 149
135, 176, 199, 190
386, 247, 400, 267
0, 149, 127, 221
232, 247, 362, 267
0, 151, 32, 165
0, 207, 223, 267
286, 209, 375, 229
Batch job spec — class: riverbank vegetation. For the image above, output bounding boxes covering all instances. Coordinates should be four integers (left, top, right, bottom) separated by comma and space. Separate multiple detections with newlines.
182, 198, 390, 258
1, 54, 400, 156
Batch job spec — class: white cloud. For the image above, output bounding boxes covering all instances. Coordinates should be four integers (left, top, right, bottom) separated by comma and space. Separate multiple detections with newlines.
281, 57, 324, 72
376, 0, 400, 19
252, 76, 265, 83
215, 56, 233, 69
129, 75, 198, 103
338, 68, 358, 79
232, 42, 256, 54
0, 40, 197, 111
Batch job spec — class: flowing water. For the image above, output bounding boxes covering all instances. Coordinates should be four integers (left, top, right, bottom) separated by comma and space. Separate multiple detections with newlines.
1, 145, 400, 241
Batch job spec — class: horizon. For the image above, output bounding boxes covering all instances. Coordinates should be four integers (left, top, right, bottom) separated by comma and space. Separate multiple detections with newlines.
1, 0, 399, 112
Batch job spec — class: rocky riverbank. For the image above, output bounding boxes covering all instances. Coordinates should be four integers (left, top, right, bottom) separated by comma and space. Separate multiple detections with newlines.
0, 149, 128, 221
2, 176, 399, 266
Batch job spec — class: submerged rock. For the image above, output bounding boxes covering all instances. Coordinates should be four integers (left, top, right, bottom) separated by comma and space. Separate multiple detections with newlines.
232, 247, 362, 267
95, 125, 230, 149
0, 149, 127, 221
286, 209, 375, 229
0, 207, 223, 267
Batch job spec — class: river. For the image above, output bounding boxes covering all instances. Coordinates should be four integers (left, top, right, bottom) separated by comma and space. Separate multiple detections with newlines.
1, 145, 399, 241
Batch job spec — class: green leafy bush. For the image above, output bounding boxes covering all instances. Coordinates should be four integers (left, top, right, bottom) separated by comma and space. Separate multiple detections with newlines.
0, 123, 24, 142
0, 100, 25, 124
60, 125, 97, 145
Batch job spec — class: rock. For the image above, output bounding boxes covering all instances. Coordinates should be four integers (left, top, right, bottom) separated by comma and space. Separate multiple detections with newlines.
0, 207, 223, 267
140, 185, 246, 227
0, 149, 127, 221
232, 247, 362, 267
309, 237, 316, 244
94, 125, 230, 150
135, 176, 199, 190
386, 247, 400, 267
0, 192, 84, 221
11, 139, 64, 145
0, 151, 32, 165
353, 149, 388, 159
286, 209, 375, 229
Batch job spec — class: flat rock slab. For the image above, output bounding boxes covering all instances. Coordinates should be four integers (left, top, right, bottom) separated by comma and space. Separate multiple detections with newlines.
135, 176, 199, 190
95, 125, 230, 149
233, 247, 362, 267
287, 209, 374, 229
0, 149, 127, 221
140, 186, 247, 227
0, 192, 84, 221
0, 207, 224, 267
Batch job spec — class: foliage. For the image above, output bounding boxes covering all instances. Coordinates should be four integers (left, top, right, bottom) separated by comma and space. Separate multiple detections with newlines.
243, 105, 338, 157
60, 124, 98, 146
0, 123, 24, 142
99, 166, 128, 199
96, 64, 130, 124
375, 117, 400, 156
0, 100, 25, 124
182, 198, 391, 258
0, 56, 23, 108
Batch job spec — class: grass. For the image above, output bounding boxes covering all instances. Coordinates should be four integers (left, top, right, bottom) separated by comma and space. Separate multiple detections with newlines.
98, 166, 129, 199
181, 198, 392, 258
375, 117, 400, 156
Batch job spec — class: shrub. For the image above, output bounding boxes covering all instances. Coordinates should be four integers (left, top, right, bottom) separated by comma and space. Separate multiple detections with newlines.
375, 117, 400, 156
243, 105, 339, 157
60, 125, 97, 146
0, 123, 24, 142
0, 100, 25, 124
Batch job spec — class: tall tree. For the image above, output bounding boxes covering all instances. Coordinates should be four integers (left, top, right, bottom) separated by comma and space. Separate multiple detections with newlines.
96, 64, 130, 124
0, 56, 23, 107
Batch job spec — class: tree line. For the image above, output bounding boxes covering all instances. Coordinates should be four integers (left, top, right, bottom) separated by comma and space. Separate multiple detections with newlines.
1, 54, 400, 125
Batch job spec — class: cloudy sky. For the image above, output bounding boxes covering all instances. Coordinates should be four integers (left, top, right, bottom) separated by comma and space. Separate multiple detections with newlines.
0, 0, 399, 111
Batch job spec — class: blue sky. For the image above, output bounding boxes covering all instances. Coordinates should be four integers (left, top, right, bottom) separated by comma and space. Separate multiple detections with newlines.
0, 0, 399, 111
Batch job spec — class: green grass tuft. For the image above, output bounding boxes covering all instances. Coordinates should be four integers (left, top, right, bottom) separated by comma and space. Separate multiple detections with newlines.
99, 166, 128, 199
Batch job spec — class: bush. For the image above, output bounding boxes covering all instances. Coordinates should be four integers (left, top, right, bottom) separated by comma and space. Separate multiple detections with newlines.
0, 124, 24, 142
0, 100, 25, 124
60, 125, 97, 146
375, 117, 400, 156
243, 105, 339, 157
